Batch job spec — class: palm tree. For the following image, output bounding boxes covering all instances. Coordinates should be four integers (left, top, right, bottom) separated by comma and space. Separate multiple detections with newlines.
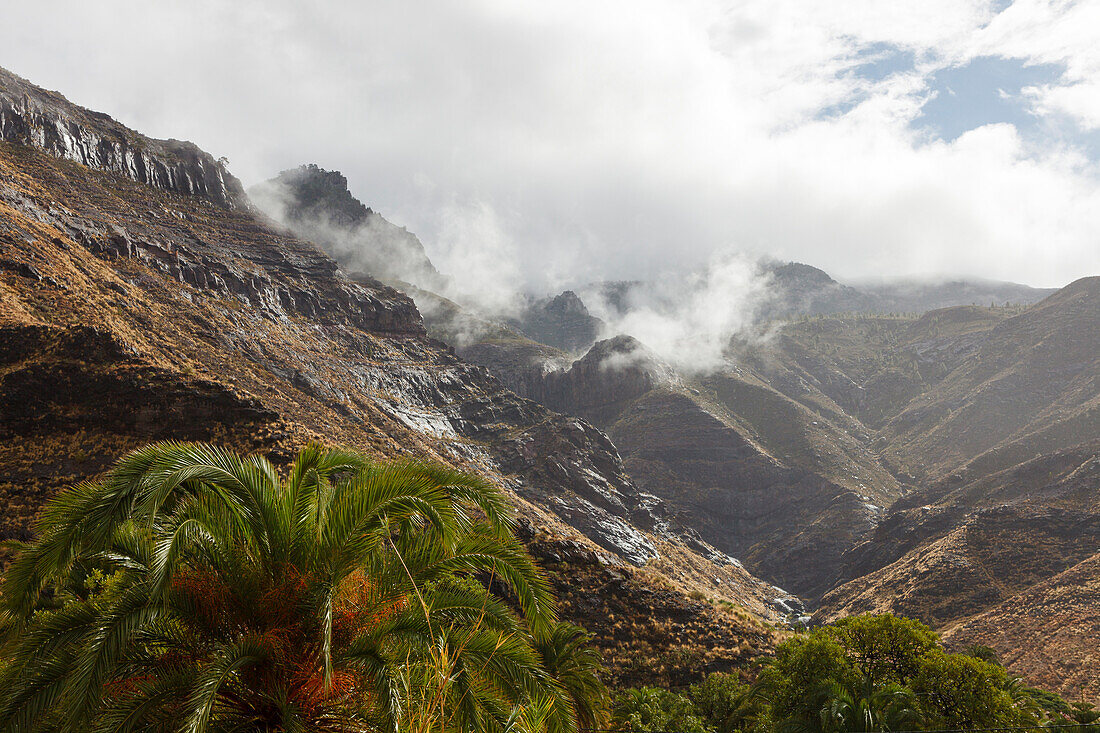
533, 622, 610, 732
0, 441, 587, 733
780, 677, 923, 733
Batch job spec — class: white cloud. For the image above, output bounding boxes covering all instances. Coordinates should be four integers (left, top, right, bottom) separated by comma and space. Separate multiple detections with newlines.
429, 199, 524, 317
969, 0, 1100, 130
585, 252, 774, 373
2, 0, 1098, 290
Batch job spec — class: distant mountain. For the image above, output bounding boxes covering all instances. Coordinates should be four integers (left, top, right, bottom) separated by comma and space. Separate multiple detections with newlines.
250, 164, 446, 291
857, 277, 1059, 314
581, 262, 1054, 324
756, 260, 1055, 317
505, 290, 604, 353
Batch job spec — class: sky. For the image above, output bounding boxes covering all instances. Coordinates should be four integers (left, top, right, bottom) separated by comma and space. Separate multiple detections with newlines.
2, 0, 1099, 290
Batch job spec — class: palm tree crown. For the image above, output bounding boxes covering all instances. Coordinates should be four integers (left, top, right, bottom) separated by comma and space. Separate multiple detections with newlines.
0, 441, 591, 733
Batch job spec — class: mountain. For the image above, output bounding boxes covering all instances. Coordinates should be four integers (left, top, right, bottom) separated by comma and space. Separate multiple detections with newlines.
128, 96, 1097, 699
816, 440, 1100, 702
456, 330, 904, 601
250, 164, 445, 291
752, 294, 1100, 703
457, 288, 1098, 698
0, 66, 792, 686
505, 290, 604, 354
877, 277, 1100, 482
757, 261, 1055, 318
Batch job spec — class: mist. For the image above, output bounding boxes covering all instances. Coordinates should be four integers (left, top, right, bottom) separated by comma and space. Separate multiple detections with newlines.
578, 254, 775, 374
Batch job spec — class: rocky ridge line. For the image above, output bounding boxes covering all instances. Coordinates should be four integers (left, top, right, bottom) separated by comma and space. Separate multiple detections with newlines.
0, 66, 245, 209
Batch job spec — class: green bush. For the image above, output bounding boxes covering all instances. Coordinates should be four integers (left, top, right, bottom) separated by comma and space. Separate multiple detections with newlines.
688, 672, 768, 732
912, 651, 1026, 729
613, 686, 707, 732
610, 613, 1094, 733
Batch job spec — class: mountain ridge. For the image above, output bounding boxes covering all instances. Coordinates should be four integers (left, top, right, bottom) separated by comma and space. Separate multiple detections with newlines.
0, 66, 245, 208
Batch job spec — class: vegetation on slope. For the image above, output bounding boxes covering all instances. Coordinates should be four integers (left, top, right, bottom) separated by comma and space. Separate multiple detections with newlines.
613, 614, 1100, 732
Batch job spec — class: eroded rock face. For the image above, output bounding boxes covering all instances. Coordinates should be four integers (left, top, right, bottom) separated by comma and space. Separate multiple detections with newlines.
0, 67, 245, 209
0, 143, 659, 565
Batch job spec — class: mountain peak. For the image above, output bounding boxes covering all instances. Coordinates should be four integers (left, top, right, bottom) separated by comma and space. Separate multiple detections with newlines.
257, 164, 374, 229
763, 261, 838, 287
249, 164, 445, 290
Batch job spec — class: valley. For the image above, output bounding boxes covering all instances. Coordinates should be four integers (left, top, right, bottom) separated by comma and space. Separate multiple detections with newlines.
1, 64, 1097, 706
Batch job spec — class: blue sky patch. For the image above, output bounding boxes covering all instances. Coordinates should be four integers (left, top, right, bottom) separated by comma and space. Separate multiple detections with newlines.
815, 43, 917, 120
914, 55, 1065, 141
851, 43, 917, 82
912, 55, 1100, 162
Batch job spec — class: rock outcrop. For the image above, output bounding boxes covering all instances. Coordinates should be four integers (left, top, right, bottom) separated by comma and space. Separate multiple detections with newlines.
0, 67, 244, 208
507, 290, 604, 354
250, 164, 445, 290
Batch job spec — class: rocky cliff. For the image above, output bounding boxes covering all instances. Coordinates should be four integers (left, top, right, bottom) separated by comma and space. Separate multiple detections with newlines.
0, 67, 244, 208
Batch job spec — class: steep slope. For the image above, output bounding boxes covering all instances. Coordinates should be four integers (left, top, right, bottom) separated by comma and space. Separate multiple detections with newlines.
732, 307, 1013, 436
940, 551, 1100, 704
0, 66, 788, 676
816, 442, 1100, 699
422, 281, 1095, 620
880, 278, 1100, 481
741, 300, 1100, 698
